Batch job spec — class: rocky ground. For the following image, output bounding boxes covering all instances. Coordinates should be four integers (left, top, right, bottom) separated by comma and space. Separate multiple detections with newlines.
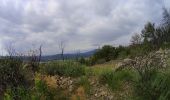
41, 74, 133, 100
40, 49, 170, 100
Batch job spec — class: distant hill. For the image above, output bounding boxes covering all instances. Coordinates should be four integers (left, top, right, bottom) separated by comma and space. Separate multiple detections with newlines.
41, 49, 96, 61
0, 50, 96, 62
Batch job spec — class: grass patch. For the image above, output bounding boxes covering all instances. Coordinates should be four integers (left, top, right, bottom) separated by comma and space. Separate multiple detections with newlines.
40, 61, 85, 77
76, 76, 91, 94
99, 69, 137, 91
85, 60, 119, 76
134, 69, 170, 100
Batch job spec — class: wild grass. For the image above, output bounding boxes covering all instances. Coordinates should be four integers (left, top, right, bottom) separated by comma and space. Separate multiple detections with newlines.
85, 60, 118, 76
40, 61, 85, 77
76, 76, 91, 94
99, 69, 137, 91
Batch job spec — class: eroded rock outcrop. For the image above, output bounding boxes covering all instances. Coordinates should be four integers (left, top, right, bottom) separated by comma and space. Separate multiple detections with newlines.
116, 49, 170, 71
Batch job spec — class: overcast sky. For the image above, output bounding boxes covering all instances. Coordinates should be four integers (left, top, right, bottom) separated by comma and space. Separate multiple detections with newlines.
0, 0, 169, 55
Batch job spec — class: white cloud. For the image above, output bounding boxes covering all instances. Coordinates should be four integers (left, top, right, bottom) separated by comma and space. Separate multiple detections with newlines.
0, 0, 169, 55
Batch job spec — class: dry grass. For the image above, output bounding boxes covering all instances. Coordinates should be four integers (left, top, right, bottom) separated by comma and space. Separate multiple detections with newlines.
43, 75, 58, 89
71, 86, 86, 100
86, 60, 121, 76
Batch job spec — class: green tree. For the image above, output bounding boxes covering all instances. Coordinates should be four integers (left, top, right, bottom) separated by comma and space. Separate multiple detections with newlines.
130, 33, 142, 46
93, 45, 117, 62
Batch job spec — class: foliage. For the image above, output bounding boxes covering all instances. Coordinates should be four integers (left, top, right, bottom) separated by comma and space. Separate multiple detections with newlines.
4, 87, 31, 100
4, 75, 55, 100
0, 58, 27, 95
32, 75, 55, 100
41, 61, 85, 77
121, 51, 170, 100
99, 69, 136, 91
130, 33, 142, 45
134, 70, 170, 100
91, 45, 130, 65
93, 45, 117, 62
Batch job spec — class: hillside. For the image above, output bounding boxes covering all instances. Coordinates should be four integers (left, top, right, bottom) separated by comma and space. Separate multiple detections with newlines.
41, 50, 96, 61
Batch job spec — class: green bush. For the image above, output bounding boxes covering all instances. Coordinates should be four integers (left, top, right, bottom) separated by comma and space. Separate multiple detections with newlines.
0, 58, 28, 94
32, 77, 54, 100
4, 77, 54, 100
4, 87, 31, 100
99, 69, 136, 91
41, 61, 85, 77
134, 70, 170, 100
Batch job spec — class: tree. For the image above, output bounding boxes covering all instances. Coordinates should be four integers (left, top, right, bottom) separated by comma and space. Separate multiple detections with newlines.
5, 44, 17, 58
58, 41, 65, 61
141, 22, 161, 49
27, 45, 43, 73
162, 7, 170, 26
161, 7, 170, 44
130, 33, 142, 46
141, 22, 156, 43
93, 45, 117, 62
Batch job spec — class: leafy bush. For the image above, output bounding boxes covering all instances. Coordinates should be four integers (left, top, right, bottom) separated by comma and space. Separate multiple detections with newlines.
92, 45, 117, 63
4, 87, 31, 100
4, 74, 55, 100
99, 69, 136, 91
32, 75, 54, 100
41, 61, 85, 77
120, 51, 170, 100
0, 58, 27, 94
134, 70, 170, 100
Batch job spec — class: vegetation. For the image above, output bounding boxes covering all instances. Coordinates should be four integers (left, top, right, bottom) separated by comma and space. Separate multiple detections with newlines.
77, 76, 91, 94
41, 61, 85, 77
99, 69, 136, 91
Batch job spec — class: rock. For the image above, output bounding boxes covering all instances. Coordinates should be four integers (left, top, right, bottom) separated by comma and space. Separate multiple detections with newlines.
90, 81, 95, 85
99, 91, 107, 96
105, 84, 109, 87
60, 77, 63, 80
69, 80, 73, 84
116, 58, 135, 71
69, 85, 73, 92
94, 93, 98, 97
108, 96, 114, 100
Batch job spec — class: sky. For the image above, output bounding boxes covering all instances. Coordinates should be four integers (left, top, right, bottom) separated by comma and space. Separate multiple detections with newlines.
0, 0, 170, 55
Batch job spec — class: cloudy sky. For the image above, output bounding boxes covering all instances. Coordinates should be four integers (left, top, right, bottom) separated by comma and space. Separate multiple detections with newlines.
0, 0, 169, 55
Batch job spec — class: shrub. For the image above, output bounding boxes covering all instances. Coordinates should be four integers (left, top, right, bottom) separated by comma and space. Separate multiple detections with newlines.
41, 61, 85, 77
121, 52, 170, 100
134, 70, 170, 100
4, 87, 31, 100
92, 45, 117, 63
32, 75, 54, 100
0, 58, 27, 94
4, 74, 55, 100
99, 69, 136, 91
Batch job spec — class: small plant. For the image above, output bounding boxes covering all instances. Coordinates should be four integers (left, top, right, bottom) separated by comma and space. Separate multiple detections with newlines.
77, 76, 91, 94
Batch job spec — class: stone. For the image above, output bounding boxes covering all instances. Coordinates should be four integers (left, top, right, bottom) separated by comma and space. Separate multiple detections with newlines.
108, 96, 114, 100
95, 93, 98, 97
100, 91, 107, 96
